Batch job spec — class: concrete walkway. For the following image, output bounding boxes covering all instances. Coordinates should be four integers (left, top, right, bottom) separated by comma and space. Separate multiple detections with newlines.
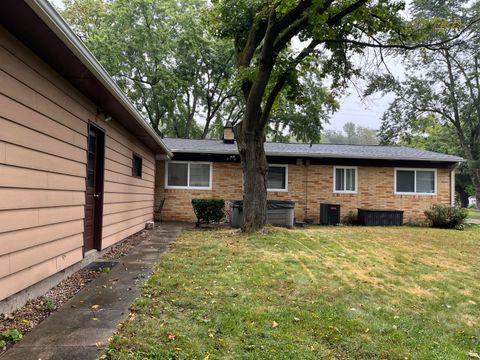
467, 218, 480, 225
1, 223, 184, 360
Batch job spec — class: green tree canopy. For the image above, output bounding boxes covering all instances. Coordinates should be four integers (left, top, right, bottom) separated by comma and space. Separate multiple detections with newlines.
366, 0, 480, 208
322, 122, 379, 145
62, 0, 241, 138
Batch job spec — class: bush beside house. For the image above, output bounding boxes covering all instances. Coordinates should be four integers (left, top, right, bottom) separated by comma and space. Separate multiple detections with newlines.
192, 199, 225, 227
424, 204, 467, 229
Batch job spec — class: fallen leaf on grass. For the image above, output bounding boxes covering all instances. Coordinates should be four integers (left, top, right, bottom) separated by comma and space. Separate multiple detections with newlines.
167, 332, 176, 341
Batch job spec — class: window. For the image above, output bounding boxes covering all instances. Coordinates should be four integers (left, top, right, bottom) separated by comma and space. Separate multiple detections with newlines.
132, 154, 142, 178
334, 167, 357, 193
166, 161, 212, 189
395, 169, 436, 195
267, 165, 288, 191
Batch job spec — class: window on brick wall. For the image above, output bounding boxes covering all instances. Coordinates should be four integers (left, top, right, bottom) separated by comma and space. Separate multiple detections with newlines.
333, 166, 357, 193
267, 165, 288, 192
166, 161, 212, 190
395, 168, 436, 195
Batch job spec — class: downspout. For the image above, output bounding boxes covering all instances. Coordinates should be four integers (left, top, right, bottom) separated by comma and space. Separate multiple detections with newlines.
451, 166, 457, 207
304, 159, 309, 221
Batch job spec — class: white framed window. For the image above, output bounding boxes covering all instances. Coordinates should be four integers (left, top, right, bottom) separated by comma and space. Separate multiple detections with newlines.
165, 161, 212, 190
394, 168, 437, 195
267, 164, 288, 192
333, 166, 357, 193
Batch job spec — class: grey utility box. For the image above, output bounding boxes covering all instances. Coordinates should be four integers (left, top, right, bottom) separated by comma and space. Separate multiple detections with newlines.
230, 200, 295, 228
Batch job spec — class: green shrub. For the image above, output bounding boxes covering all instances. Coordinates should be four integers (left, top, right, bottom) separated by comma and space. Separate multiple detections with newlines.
40, 297, 56, 312
424, 204, 467, 229
192, 199, 225, 227
342, 211, 358, 225
0, 329, 23, 343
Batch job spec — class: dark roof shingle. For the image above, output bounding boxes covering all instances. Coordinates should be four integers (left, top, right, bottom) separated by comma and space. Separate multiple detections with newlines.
163, 138, 463, 163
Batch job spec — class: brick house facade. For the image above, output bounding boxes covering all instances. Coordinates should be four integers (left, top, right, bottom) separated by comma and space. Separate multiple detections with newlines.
155, 138, 459, 224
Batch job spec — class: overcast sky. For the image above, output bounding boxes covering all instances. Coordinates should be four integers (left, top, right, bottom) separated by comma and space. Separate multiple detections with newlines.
326, 83, 392, 131
51, 0, 398, 132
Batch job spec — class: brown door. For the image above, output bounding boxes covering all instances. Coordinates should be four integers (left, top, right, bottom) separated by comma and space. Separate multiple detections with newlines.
84, 124, 105, 252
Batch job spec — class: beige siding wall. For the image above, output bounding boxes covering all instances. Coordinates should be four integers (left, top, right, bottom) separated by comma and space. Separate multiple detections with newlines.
155, 160, 453, 224
0, 28, 155, 301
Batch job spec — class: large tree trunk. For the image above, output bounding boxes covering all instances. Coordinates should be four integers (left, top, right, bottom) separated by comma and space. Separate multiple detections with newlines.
234, 122, 268, 232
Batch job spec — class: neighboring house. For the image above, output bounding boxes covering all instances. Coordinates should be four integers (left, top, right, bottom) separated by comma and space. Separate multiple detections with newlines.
469, 196, 477, 207
0, 0, 464, 311
156, 126, 463, 224
0, 0, 171, 309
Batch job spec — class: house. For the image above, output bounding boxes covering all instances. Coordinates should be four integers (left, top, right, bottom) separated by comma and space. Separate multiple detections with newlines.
155, 126, 463, 224
469, 196, 477, 207
0, 0, 171, 310
0, 0, 464, 311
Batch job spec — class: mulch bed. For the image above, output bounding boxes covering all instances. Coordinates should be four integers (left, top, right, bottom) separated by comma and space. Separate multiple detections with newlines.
0, 228, 151, 355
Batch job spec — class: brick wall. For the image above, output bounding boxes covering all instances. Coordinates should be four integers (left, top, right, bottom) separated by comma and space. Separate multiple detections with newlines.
155, 160, 453, 223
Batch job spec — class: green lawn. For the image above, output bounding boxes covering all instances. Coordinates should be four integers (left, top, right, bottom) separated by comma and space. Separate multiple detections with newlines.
468, 209, 480, 219
106, 226, 480, 360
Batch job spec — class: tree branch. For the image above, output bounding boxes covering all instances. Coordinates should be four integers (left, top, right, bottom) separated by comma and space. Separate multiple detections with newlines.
237, 17, 268, 67
274, 0, 312, 31
327, 0, 369, 27
322, 16, 480, 51
260, 39, 320, 127
273, 0, 334, 54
